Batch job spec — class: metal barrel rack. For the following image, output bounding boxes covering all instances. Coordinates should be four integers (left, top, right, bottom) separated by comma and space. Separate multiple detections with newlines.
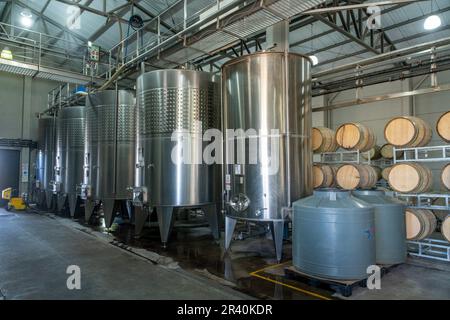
394, 145, 450, 262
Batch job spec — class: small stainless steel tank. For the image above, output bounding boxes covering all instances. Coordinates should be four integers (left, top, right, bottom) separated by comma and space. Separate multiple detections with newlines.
293, 189, 375, 280
353, 189, 407, 264
83, 90, 137, 226
133, 69, 221, 245
54, 106, 86, 217
36, 117, 56, 209
222, 52, 313, 261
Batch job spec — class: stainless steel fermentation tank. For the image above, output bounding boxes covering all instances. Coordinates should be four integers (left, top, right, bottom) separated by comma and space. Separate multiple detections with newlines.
54, 106, 86, 217
83, 90, 137, 227
222, 52, 313, 262
36, 117, 56, 209
133, 69, 221, 245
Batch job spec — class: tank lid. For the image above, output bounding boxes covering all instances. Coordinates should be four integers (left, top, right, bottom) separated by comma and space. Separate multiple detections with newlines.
314, 188, 351, 197
221, 51, 312, 69
294, 188, 374, 210
352, 189, 385, 197
352, 189, 405, 207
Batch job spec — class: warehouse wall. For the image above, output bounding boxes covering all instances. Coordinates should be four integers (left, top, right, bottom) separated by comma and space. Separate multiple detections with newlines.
313, 70, 450, 191
0, 71, 59, 193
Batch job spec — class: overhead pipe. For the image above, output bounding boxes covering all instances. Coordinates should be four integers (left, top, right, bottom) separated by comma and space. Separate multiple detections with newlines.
314, 36, 450, 79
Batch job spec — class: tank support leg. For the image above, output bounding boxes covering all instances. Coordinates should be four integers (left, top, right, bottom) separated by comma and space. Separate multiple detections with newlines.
125, 200, 133, 220
57, 194, 66, 213
102, 199, 116, 229
38, 191, 45, 208
157, 207, 174, 247
134, 206, 149, 236
270, 220, 284, 263
68, 194, 78, 218
225, 216, 237, 251
85, 199, 95, 223
204, 204, 220, 240
45, 191, 53, 210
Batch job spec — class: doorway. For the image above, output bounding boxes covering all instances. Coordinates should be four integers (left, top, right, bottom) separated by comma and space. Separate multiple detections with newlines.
0, 149, 20, 208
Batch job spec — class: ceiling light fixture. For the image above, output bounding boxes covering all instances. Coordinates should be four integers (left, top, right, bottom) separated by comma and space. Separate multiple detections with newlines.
1, 47, 13, 60
424, 1, 441, 31
20, 9, 33, 28
424, 15, 441, 30
309, 55, 319, 66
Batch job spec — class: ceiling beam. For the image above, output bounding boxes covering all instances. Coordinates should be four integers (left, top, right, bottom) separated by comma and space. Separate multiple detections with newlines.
14, 0, 89, 45
313, 13, 380, 54
306, 4, 450, 60
88, 3, 133, 42
316, 24, 450, 68
303, 0, 427, 14
0, 2, 12, 23
54, 0, 128, 24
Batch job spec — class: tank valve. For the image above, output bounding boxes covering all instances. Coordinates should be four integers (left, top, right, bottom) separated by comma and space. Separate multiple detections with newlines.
50, 180, 61, 194
78, 184, 91, 200
132, 187, 148, 206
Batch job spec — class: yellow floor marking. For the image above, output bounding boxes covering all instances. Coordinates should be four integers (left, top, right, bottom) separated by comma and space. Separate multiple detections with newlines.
249, 261, 332, 301
250, 261, 291, 275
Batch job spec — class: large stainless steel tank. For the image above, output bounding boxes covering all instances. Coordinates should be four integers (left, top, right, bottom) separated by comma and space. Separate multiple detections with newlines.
54, 106, 86, 217
83, 90, 136, 226
133, 69, 221, 245
353, 189, 407, 264
36, 117, 56, 209
222, 52, 313, 261
293, 189, 375, 280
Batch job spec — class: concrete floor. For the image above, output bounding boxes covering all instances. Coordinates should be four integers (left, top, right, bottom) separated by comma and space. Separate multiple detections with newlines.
1, 208, 449, 300
0, 209, 250, 300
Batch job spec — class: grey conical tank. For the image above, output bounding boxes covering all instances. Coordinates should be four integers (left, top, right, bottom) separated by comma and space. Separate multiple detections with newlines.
292, 189, 375, 280
352, 189, 406, 264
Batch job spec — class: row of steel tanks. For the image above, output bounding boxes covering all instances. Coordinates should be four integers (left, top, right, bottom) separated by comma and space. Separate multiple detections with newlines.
34, 51, 313, 257
35, 92, 137, 220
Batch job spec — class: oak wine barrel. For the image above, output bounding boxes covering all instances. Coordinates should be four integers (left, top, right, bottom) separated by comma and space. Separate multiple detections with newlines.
441, 216, 450, 242
312, 127, 338, 153
313, 164, 337, 189
380, 143, 404, 159
335, 123, 376, 152
436, 111, 450, 143
442, 163, 450, 191
361, 145, 382, 160
405, 209, 437, 240
336, 164, 378, 190
388, 163, 432, 194
372, 166, 382, 181
384, 116, 432, 147
381, 166, 392, 181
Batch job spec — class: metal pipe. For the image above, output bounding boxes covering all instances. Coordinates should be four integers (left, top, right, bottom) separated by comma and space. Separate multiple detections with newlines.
314, 36, 450, 78
312, 83, 450, 112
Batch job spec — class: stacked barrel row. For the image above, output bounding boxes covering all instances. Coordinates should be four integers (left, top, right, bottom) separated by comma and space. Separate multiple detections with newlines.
383, 114, 450, 243
313, 164, 381, 190
313, 123, 381, 190
312, 123, 376, 154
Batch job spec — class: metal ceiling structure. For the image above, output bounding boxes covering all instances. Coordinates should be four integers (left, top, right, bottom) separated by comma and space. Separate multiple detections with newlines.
0, 0, 448, 91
